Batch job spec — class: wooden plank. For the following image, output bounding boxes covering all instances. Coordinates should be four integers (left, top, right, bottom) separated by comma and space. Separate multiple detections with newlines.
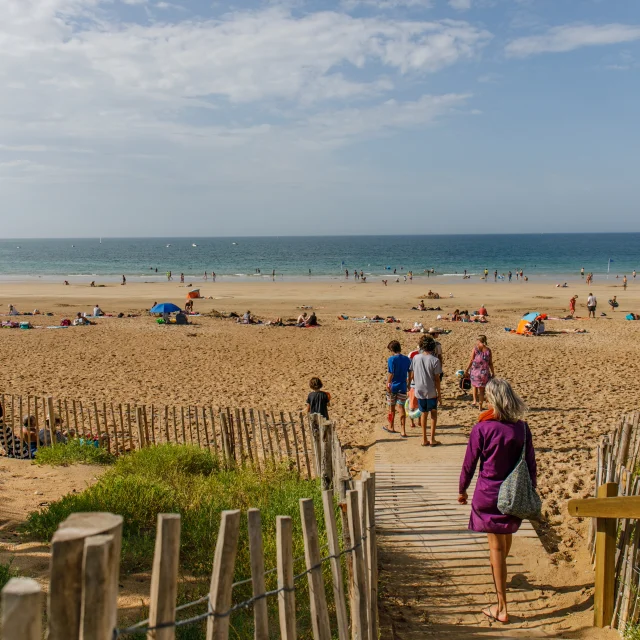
364, 473, 378, 640
234, 408, 244, 462
110, 403, 119, 455
241, 409, 254, 465
276, 516, 296, 640
164, 405, 170, 443
206, 510, 241, 640
347, 489, 369, 639
11, 394, 17, 457
201, 406, 210, 450
247, 409, 260, 470
126, 403, 134, 450
93, 401, 101, 445
172, 406, 178, 444
194, 406, 202, 449
356, 478, 371, 635
209, 407, 219, 456
300, 498, 332, 640
137, 407, 146, 449
322, 490, 349, 640
594, 482, 618, 628
299, 412, 313, 479
262, 410, 276, 464
253, 409, 266, 467
220, 413, 232, 463
47, 397, 57, 447
34, 397, 40, 453
320, 419, 334, 490
309, 414, 322, 476
248, 509, 269, 640
148, 514, 181, 640
279, 410, 293, 465
288, 412, 302, 476
1, 578, 42, 640
180, 407, 187, 444
149, 405, 156, 446
568, 495, 640, 519
80, 534, 115, 640
270, 410, 283, 461
187, 407, 194, 445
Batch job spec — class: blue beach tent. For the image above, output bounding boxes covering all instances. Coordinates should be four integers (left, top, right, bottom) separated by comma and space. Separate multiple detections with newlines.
150, 302, 181, 314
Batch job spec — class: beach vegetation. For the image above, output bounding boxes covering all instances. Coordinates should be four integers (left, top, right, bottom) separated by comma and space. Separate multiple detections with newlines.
0, 560, 17, 592
25, 444, 338, 638
33, 439, 116, 467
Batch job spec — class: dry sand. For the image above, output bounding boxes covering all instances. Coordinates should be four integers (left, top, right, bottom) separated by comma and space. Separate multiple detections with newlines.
0, 276, 639, 635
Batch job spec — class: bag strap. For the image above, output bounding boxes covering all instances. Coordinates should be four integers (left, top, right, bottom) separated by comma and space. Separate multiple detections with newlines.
520, 422, 527, 461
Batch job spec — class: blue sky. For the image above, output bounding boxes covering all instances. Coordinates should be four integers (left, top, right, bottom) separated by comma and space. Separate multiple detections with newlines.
1, 0, 639, 237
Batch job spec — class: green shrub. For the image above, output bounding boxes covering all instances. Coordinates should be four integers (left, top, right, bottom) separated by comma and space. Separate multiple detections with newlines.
34, 439, 116, 467
625, 623, 640, 640
0, 561, 16, 592
25, 445, 341, 638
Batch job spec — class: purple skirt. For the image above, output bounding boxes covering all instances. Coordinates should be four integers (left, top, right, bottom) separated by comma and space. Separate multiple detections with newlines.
469, 482, 523, 534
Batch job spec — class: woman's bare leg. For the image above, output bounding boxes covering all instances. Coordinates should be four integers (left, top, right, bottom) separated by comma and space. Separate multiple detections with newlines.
478, 387, 485, 411
485, 533, 511, 622
472, 387, 478, 406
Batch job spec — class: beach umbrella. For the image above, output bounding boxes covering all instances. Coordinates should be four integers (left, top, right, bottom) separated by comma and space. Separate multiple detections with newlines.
150, 302, 181, 314
522, 312, 541, 322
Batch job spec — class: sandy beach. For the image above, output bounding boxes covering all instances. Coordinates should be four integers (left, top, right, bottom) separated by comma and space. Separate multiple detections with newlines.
1, 276, 639, 634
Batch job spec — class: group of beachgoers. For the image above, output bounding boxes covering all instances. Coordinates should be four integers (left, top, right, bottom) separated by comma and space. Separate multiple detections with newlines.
236, 310, 319, 327
381, 332, 533, 624
0, 402, 106, 460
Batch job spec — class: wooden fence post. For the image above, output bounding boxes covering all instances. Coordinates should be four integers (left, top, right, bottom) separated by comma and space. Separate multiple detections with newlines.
356, 479, 371, 638
322, 490, 349, 640
47, 396, 57, 447
309, 414, 321, 476
137, 407, 146, 449
48, 513, 122, 640
248, 509, 269, 640
276, 516, 296, 640
206, 510, 241, 640
300, 499, 332, 640
148, 514, 181, 640
364, 473, 378, 640
595, 482, 619, 627
1, 578, 42, 640
80, 534, 115, 640
320, 420, 334, 490
347, 489, 368, 640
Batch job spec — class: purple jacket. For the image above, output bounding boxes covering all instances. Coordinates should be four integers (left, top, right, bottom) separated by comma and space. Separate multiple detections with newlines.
460, 418, 537, 534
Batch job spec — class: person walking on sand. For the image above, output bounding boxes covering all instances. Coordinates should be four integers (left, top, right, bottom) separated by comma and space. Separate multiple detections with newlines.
569, 295, 578, 317
212, 271, 216, 282
634, 270, 637, 280
465, 335, 494, 411
180, 273, 185, 283
407, 335, 442, 447
458, 378, 536, 625
623, 275, 628, 290
385, 341, 411, 437
587, 292, 597, 318
306, 377, 331, 420
581, 267, 584, 278
121, 275, 126, 285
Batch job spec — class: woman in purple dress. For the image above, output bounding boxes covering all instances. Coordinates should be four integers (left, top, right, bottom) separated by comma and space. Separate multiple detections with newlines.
458, 379, 536, 624
464, 335, 494, 410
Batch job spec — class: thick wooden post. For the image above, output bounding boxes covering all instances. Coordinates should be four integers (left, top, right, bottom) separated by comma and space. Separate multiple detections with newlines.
1, 578, 42, 640
48, 513, 122, 640
276, 516, 296, 640
247, 509, 269, 640
322, 490, 349, 640
206, 510, 241, 640
595, 482, 619, 628
148, 514, 181, 640
347, 489, 368, 640
300, 499, 332, 640
80, 534, 115, 640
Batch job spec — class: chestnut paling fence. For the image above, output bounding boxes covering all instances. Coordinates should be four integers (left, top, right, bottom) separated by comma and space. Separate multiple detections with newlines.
0, 476, 378, 640
0, 392, 352, 484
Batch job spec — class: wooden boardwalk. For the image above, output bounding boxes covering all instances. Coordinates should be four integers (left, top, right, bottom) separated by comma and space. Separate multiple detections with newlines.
374, 449, 592, 638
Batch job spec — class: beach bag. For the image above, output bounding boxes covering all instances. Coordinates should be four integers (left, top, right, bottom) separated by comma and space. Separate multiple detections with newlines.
497, 423, 541, 521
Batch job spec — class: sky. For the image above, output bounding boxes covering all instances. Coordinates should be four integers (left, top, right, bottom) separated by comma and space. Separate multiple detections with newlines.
1, 0, 639, 237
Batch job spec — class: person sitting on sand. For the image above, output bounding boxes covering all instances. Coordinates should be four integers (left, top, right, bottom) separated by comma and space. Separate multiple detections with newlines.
296, 312, 308, 327
305, 312, 318, 327
90, 281, 96, 287
175, 310, 189, 325
8, 304, 19, 316
306, 377, 331, 420
478, 305, 488, 317
64, 280, 70, 286
451, 309, 461, 322
93, 304, 104, 317
241, 310, 253, 324
184, 299, 194, 314
73, 312, 90, 326
0, 402, 32, 459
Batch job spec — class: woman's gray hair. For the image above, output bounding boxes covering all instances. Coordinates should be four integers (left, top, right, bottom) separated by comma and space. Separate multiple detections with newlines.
486, 378, 527, 423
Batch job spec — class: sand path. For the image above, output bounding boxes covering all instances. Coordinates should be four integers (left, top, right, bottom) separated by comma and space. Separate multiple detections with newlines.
374, 420, 616, 639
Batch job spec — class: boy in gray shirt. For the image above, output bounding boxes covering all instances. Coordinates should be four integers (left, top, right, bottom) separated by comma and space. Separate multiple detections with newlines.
408, 335, 442, 447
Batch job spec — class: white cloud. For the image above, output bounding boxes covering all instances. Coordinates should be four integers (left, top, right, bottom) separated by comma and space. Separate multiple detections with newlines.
344, 0, 434, 10
506, 23, 640, 57
449, 0, 472, 11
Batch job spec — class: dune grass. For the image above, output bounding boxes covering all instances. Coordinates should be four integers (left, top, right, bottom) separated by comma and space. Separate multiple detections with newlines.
25, 445, 338, 638
0, 561, 16, 592
33, 439, 116, 466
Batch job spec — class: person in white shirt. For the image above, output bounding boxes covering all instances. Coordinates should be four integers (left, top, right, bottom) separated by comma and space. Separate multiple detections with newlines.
93, 305, 103, 317
587, 293, 597, 319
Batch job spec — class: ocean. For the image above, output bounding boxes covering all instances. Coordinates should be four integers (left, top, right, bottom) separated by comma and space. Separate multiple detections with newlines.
0, 234, 637, 283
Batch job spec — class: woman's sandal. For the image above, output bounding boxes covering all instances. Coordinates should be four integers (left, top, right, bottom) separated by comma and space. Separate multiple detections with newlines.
482, 605, 509, 624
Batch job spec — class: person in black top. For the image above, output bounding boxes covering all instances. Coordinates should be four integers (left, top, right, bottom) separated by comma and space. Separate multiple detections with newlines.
306, 377, 331, 420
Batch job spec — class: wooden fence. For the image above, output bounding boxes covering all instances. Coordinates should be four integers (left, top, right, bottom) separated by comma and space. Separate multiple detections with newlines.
582, 410, 640, 629
0, 392, 352, 482
0, 475, 378, 640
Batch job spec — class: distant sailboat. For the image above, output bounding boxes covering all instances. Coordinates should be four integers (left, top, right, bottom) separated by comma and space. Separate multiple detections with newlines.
232, 242, 238, 245
192, 243, 198, 247
166, 244, 171, 248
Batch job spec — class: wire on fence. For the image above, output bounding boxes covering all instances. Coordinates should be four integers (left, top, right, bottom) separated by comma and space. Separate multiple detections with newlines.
113, 536, 366, 638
